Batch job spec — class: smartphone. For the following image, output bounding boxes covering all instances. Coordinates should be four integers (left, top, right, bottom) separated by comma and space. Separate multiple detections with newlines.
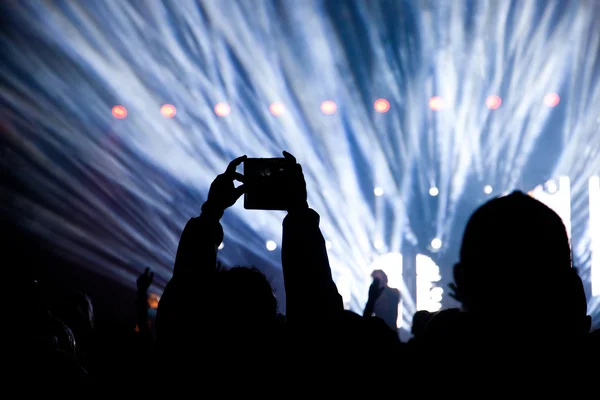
243, 158, 289, 210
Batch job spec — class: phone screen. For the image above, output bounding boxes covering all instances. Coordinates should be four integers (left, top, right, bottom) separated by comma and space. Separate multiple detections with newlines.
243, 158, 289, 210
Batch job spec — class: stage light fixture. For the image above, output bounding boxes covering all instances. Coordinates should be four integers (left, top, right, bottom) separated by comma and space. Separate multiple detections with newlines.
320, 100, 337, 115
374, 98, 391, 113
214, 103, 231, 117
160, 104, 176, 118
486, 95, 502, 110
544, 93, 560, 107
374, 239, 384, 250
546, 180, 559, 194
111, 105, 127, 119
269, 102, 285, 116
429, 96, 445, 111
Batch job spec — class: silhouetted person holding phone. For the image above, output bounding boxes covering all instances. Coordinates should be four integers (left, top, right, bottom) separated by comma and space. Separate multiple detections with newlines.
156, 152, 345, 385
156, 155, 281, 382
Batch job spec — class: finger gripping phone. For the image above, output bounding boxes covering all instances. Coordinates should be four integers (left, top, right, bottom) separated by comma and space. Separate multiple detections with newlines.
243, 158, 289, 210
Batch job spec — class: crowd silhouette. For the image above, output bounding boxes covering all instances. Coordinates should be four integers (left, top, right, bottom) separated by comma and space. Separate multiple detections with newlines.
13, 152, 599, 390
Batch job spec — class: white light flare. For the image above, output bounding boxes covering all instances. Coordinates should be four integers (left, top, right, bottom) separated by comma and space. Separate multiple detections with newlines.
416, 254, 443, 313
334, 273, 353, 310
590, 176, 600, 297
547, 180, 559, 194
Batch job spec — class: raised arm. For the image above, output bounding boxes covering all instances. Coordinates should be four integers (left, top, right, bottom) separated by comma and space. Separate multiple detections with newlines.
171, 155, 246, 279
156, 156, 246, 355
280, 151, 343, 323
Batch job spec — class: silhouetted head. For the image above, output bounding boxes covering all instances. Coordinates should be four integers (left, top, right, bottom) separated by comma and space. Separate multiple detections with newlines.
216, 266, 278, 329
453, 191, 582, 335
422, 308, 468, 349
337, 310, 402, 365
411, 310, 433, 337
371, 269, 389, 287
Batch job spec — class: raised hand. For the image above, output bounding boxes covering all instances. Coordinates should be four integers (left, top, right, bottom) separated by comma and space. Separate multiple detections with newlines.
204, 155, 247, 213
137, 267, 154, 293
282, 151, 308, 211
368, 277, 384, 300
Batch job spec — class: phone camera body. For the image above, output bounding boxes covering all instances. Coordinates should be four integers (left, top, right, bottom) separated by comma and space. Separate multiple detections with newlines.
243, 158, 289, 210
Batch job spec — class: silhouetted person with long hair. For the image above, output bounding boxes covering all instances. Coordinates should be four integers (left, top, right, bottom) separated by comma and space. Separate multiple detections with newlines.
156, 152, 344, 385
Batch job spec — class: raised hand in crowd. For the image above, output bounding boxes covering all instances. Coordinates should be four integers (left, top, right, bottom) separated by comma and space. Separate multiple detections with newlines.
136, 267, 154, 337
282, 151, 308, 212
202, 155, 247, 216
